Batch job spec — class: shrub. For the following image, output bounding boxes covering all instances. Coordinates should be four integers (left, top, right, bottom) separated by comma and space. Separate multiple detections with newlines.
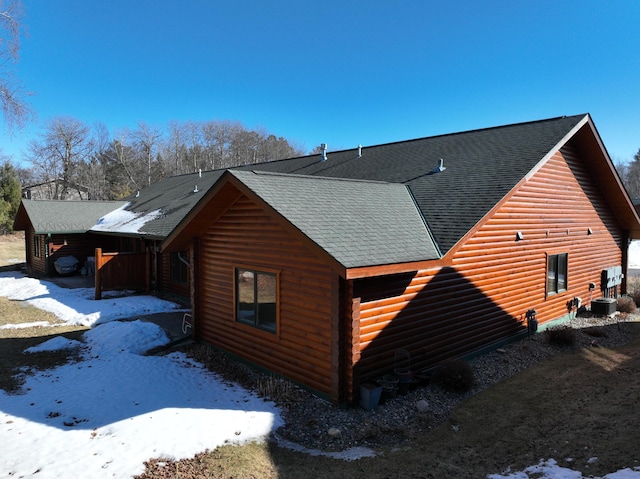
256, 376, 296, 404
433, 358, 474, 393
632, 291, 640, 310
627, 275, 640, 301
584, 326, 608, 338
617, 296, 637, 314
545, 326, 577, 346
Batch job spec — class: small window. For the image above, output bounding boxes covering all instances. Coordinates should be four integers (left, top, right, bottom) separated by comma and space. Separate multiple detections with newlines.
33, 235, 41, 258
235, 267, 277, 333
547, 253, 568, 296
170, 251, 189, 284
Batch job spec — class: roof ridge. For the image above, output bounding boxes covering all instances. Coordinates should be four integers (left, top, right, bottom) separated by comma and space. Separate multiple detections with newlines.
152, 114, 589, 181
237, 169, 394, 186
259, 114, 589, 161
23, 199, 126, 204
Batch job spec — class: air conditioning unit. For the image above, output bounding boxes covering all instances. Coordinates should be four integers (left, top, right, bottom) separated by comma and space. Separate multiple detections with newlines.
591, 297, 616, 315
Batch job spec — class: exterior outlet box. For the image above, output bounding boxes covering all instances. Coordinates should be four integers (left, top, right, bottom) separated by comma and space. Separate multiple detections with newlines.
591, 298, 616, 316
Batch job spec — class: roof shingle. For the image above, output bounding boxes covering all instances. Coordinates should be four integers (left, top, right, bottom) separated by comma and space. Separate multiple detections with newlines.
231, 170, 440, 268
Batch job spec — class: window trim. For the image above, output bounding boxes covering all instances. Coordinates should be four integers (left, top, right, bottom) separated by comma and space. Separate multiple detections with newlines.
546, 252, 568, 297
234, 266, 280, 335
33, 235, 41, 258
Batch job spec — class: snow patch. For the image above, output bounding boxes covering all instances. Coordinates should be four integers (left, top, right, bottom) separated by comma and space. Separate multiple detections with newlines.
24, 336, 82, 353
487, 458, 640, 479
0, 318, 282, 479
0, 272, 181, 327
90, 202, 164, 234
0, 321, 54, 329
274, 432, 375, 460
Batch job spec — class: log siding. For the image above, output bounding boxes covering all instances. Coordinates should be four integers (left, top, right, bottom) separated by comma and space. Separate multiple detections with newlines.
198, 195, 340, 401
353, 145, 625, 383
26, 228, 47, 276
158, 250, 190, 298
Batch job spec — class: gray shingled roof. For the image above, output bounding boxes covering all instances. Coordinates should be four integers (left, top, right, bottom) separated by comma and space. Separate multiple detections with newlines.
109, 170, 225, 238
244, 114, 587, 252
121, 115, 586, 254
18, 200, 128, 234
231, 170, 440, 268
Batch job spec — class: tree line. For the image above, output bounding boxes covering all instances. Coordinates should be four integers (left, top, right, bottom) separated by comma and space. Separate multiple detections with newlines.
17, 116, 305, 201
615, 149, 640, 200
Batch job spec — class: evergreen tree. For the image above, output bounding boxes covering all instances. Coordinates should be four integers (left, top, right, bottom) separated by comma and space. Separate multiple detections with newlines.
0, 161, 21, 233
624, 148, 640, 199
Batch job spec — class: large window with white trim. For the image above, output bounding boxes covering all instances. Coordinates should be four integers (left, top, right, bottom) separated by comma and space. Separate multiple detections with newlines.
235, 267, 278, 333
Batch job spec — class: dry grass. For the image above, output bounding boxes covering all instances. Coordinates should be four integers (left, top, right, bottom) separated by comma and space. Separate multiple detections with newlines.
627, 274, 640, 305
0, 233, 87, 391
137, 321, 640, 479
0, 232, 25, 267
0, 297, 87, 392
141, 443, 279, 479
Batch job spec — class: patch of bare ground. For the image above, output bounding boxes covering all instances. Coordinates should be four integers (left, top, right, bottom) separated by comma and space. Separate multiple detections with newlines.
0, 231, 25, 267
137, 313, 640, 479
0, 297, 87, 392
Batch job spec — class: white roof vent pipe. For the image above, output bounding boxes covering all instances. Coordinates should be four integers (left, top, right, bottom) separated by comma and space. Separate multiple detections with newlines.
320, 143, 328, 162
430, 159, 446, 174
358, 144, 362, 157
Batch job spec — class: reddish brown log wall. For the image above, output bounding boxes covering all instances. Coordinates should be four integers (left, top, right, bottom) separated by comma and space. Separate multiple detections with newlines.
354, 145, 624, 383
197, 195, 340, 401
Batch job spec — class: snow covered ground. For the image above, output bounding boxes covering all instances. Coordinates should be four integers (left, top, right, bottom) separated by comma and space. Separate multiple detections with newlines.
1, 272, 639, 478
0, 273, 282, 478
629, 240, 640, 270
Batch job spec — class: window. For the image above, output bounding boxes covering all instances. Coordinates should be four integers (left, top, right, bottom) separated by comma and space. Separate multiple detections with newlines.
235, 267, 277, 333
170, 251, 189, 284
547, 253, 568, 295
33, 235, 41, 258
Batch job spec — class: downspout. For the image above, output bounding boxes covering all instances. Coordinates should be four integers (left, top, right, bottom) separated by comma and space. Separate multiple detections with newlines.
45, 234, 51, 276
189, 239, 200, 340
151, 241, 159, 293
177, 251, 190, 269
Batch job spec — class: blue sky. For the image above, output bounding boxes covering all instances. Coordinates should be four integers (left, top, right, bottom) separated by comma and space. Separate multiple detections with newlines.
3, 0, 639, 165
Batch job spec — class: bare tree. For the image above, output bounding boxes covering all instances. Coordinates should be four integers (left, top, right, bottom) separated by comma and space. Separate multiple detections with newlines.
25, 115, 305, 199
27, 116, 92, 199
0, 0, 34, 131
165, 121, 188, 175
201, 120, 241, 169
132, 122, 162, 186
185, 121, 203, 173
104, 129, 140, 195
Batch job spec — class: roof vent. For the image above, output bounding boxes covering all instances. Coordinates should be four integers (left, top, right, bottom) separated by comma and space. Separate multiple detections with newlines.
358, 144, 362, 157
430, 158, 446, 174
135, 190, 140, 198
193, 185, 199, 193
320, 143, 328, 162
198, 169, 202, 178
